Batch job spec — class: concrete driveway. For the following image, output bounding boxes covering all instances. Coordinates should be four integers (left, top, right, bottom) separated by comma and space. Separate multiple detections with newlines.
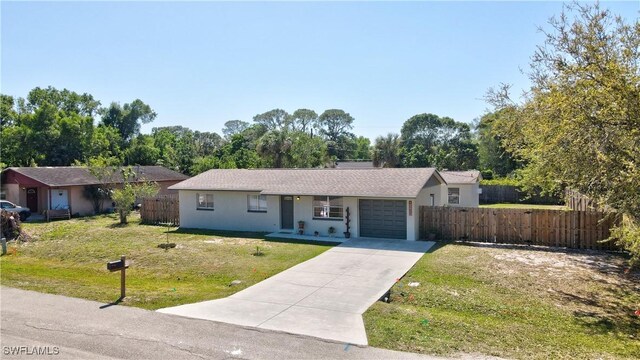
158, 238, 434, 345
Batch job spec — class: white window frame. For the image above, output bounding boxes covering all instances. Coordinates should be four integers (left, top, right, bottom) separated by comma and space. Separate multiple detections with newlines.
448, 188, 460, 204
312, 196, 343, 220
196, 193, 214, 210
247, 194, 268, 212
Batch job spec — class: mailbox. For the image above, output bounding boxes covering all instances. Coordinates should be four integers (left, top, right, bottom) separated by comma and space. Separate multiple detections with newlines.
107, 259, 128, 272
107, 255, 128, 300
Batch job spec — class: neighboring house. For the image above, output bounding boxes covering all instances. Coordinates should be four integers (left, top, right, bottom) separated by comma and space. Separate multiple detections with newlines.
0, 166, 189, 216
334, 161, 375, 169
170, 168, 451, 241
439, 170, 482, 208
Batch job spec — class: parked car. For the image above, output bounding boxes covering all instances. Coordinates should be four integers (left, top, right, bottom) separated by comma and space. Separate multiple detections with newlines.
0, 200, 31, 221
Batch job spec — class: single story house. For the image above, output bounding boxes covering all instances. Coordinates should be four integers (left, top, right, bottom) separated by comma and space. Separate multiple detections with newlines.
1, 166, 189, 216
169, 168, 476, 241
440, 170, 482, 207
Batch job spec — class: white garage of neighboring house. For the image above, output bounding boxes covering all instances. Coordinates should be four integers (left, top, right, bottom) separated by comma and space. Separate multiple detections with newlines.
169, 168, 478, 241
439, 170, 482, 207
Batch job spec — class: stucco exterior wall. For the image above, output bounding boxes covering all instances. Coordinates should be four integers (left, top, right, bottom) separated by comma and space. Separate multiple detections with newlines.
178, 190, 280, 232
3, 184, 20, 204
68, 186, 96, 216
443, 183, 480, 208
157, 181, 181, 196
177, 190, 426, 241
3, 185, 49, 213
292, 196, 357, 238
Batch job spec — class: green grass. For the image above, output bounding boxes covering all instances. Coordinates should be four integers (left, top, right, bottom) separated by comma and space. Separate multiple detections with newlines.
480, 203, 567, 210
0, 214, 331, 309
364, 243, 640, 359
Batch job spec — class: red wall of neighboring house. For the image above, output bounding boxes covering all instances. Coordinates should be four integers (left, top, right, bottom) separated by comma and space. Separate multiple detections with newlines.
3, 170, 48, 188
2, 170, 49, 213
157, 181, 181, 196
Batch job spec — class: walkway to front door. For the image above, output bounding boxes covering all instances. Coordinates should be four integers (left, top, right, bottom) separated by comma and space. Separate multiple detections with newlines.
158, 238, 434, 345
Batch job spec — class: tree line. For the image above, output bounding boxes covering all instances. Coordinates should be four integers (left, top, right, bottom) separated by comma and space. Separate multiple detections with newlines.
0, 3, 636, 262
1, 87, 515, 177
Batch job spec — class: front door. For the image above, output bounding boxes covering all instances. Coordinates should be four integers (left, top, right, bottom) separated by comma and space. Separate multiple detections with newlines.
280, 195, 294, 230
26, 188, 38, 212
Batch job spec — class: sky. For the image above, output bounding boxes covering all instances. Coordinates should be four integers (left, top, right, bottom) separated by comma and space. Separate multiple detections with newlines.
2, 1, 638, 140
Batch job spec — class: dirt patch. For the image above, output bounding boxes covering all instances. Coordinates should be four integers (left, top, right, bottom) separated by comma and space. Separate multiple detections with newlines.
462, 243, 640, 337
203, 238, 224, 244
203, 237, 273, 247
487, 246, 637, 283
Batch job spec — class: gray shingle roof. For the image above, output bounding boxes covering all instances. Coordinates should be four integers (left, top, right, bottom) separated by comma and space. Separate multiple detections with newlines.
439, 170, 481, 184
169, 168, 442, 198
5, 166, 188, 187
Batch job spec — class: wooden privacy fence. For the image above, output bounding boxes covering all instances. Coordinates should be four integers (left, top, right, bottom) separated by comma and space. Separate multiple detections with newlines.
140, 196, 179, 226
564, 188, 607, 212
419, 206, 619, 251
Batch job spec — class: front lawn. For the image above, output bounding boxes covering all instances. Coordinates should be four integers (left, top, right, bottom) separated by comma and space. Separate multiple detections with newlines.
0, 214, 331, 309
480, 203, 567, 210
364, 243, 639, 359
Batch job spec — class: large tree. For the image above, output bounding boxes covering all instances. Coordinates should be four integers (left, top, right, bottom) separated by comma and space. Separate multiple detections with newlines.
124, 135, 161, 166
150, 126, 223, 172
89, 125, 122, 160
317, 109, 354, 143
25, 86, 100, 117
486, 3, 640, 261
317, 109, 356, 160
222, 120, 250, 138
353, 136, 372, 160
1, 95, 19, 127
253, 109, 290, 131
0, 87, 165, 169
1, 87, 99, 166
289, 109, 318, 134
373, 133, 401, 168
100, 99, 156, 143
476, 110, 520, 177
193, 131, 222, 156
287, 132, 328, 168
399, 113, 478, 170
151, 127, 179, 169
256, 130, 292, 168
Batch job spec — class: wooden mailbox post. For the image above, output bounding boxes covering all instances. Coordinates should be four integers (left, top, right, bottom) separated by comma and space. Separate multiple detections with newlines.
107, 255, 129, 299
